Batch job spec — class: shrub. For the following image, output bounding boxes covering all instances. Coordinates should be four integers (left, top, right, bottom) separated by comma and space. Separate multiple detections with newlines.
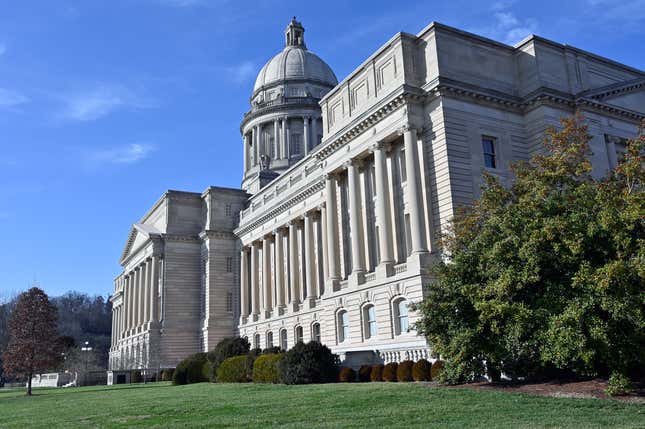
279, 341, 339, 385
606, 372, 633, 397
397, 360, 414, 382
206, 337, 250, 382
262, 346, 282, 355
370, 364, 384, 382
383, 363, 398, 382
217, 355, 255, 383
173, 352, 209, 385
253, 353, 284, 383
338, 367, 356, 382
358, 365, 372, 382
160, 369, 174, 382
412, 359, 432, 381
130, 370, 142, 384
431, 360, 445, 381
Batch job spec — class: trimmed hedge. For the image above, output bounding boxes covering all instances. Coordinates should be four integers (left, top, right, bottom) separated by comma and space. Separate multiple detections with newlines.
412, 359, 432, 381
338, 367, 356, 382
370, 364, 384, 382
262, 347, 282, 355
252, 353, 284, 383
383, 362, 398, 382
130, 370, 142, 384
431, 360, 445, 381
397, 360, 414, 382
173, 352, 209, 385
358, 365, 372, 382
206, 337, 250, 382
217, 355, 254, 383
279, 341, 339, 385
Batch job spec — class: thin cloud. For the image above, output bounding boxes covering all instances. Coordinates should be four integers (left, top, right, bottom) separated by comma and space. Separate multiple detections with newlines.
0, 43, 6, 57
226, 61, 256, 84
585, 0, 645, 23
61, 85, 157, 122
478, 4, 538, 45
84, 143, 156, 166
0, 88, 29, 108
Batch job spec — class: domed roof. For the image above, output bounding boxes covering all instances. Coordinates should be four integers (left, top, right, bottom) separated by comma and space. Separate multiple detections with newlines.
253, 18, 337, 94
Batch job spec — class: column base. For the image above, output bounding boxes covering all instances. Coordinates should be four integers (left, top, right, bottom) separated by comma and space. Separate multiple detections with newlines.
239, 315, 249, 325
349, 271, 365, 288
251, 313, 260, 322
275, 305, 286, 316
289, 302, 300, 312
405, 251, 432, 273
376, 262, 395, 278
305, 297, 316, 309
325, 278, 340, 294
262, 310, 272, 320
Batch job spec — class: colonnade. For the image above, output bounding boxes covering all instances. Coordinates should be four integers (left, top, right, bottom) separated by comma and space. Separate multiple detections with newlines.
240, 127, 428, 323
243, 115, 321, 171
111, 256, 161, 347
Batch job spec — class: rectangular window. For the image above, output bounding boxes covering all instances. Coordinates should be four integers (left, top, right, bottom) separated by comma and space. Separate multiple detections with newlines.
291, 134, 302, 155
225, 204, 232, 217
226, 256, 233, 273
482, 137, 497, 169
226, 292, 233, 312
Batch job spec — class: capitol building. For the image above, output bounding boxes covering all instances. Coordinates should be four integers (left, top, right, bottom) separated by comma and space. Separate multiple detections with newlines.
107, 18, 645, 379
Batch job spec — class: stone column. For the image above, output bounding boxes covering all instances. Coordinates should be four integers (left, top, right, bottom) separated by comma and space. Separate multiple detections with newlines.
262, 236, 272, 317
243, 134, 249, 172
273, 119, 279, 159
303, 116, 310, 156
286, 119, 291, 158
251, 127, 256, 166
143, 261, 150, 326
150, 256, 159, 324
304, 212, 316, 307
240, 248, 249, 321
373, 142, 395, 275
128, 273, 134, 332
403, 127, 428, 254
320, 204, 329, 294
288, 221, 300, 311
281, 118, 287, 159
274, 229, 286, 311
347, 160, 366, 284
137, 265, 145, 328
312, 116, 318, 147
325, 175, 340, 289
250, 242, 260, 317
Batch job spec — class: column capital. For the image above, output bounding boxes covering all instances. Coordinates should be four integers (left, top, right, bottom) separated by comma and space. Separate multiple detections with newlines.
398, 123, 421, 136
369, 141, 392, 154
343, 158, 363, 169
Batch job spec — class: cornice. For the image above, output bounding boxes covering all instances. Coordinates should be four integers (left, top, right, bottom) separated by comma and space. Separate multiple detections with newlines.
199, 230, 237, 240
235, 179, 325, 237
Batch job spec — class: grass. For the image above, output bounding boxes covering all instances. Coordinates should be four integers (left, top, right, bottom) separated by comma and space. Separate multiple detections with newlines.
0, 382, 643, 428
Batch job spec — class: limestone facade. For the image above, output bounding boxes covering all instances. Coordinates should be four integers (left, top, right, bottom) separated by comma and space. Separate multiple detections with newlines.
109, 19, 645, 373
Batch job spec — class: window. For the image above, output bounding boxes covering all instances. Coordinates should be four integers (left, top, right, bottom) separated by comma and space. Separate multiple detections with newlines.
400, 149, 407, 182
226, 256, 233, 273
295, 326, 304, 344
280, 329, 288, 350
291, 134, 302, 155
226, 292, 233, 312
225, 204, 232, 216
363, 305, 377, 339
312, 322, 321, 343
337, 310, 349, 343
393, 298, 409, 336
266, 331, 273, 349
254, 334, 261, 349
482, 137, 497, 169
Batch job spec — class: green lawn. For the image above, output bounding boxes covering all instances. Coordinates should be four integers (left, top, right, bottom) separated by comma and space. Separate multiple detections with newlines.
0, 382, 642, 428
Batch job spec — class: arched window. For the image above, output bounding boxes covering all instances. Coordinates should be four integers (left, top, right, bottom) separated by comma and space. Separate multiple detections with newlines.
312, 322, 321, 343
363, 304, 377, 339
295, 326, 304, 344
266, 331, 273, 349
253, 333, 261, 349
280, 329, 288, 350
337, 310, 349, 343
393, 298, 409, 336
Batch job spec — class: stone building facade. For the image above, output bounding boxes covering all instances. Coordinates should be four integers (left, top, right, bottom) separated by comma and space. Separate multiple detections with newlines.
109, 18, 645, 376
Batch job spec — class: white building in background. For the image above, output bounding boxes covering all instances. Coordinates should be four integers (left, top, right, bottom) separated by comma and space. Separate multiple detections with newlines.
109, 18, 645, 376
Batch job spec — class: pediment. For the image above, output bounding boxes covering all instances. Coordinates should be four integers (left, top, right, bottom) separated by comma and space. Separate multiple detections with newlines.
581, 78, 645, 114
119, 223, 162, 265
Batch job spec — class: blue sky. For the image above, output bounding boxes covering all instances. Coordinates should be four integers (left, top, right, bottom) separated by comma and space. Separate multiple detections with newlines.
1, 0, 643, 300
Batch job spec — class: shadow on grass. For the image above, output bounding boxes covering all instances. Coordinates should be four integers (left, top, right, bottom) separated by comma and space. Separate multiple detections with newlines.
0, 382, 174, 400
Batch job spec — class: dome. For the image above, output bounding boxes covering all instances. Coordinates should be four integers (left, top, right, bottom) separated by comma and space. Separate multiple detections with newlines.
252, 19, 337, 94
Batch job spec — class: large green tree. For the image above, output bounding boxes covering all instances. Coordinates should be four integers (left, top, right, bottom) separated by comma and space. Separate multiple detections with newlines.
415, 115, 644, 384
